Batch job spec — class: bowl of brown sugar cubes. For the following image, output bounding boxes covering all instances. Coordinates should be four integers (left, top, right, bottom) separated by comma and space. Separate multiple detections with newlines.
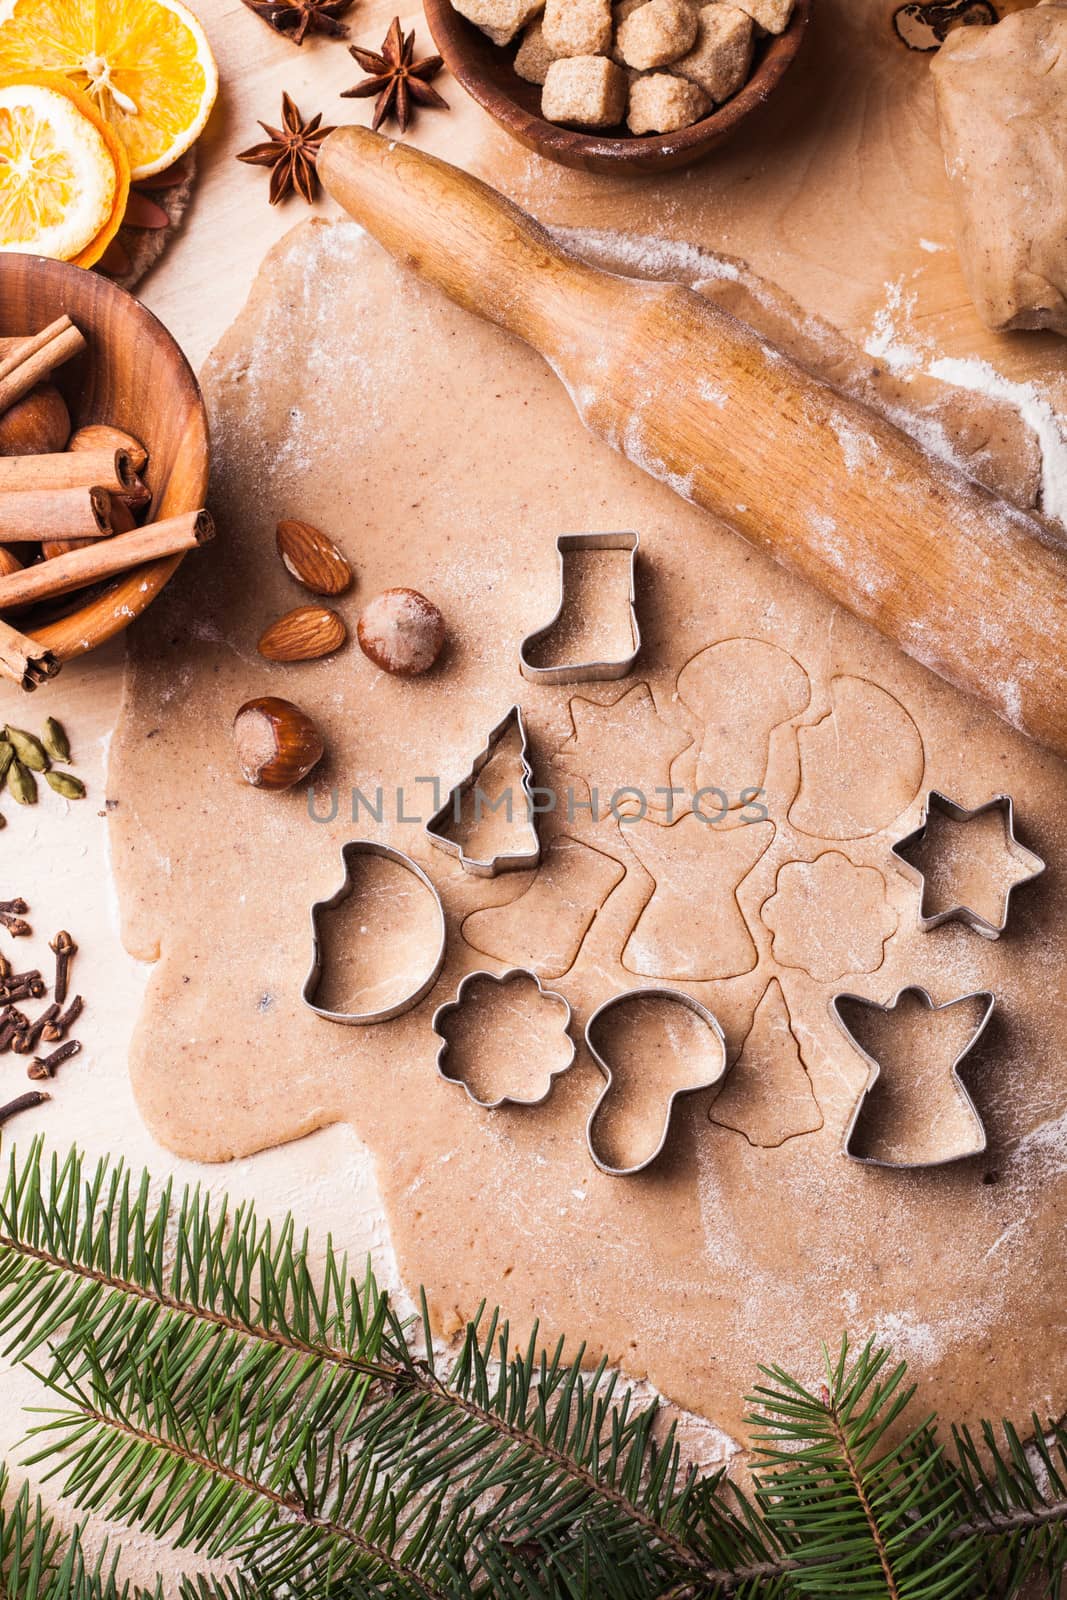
424, 0, 811, 173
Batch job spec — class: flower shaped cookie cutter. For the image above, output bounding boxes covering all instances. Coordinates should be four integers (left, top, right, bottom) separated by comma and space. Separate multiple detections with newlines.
432, 967, 575, 1108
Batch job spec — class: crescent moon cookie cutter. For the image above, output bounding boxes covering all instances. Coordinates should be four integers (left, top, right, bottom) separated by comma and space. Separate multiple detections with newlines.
432, 967, 576, 1109
302, 839, 446, 1024
890, 791, 1045, 940
519, 531, 641, 685
584, 987, 728, 1177
425, 704, 542, 877
831, 985, 997, 1168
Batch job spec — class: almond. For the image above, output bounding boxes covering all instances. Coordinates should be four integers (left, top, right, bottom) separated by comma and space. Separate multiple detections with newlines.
258, 605, 347, 662
276, 519, 353, 596
69, 423, 148, 475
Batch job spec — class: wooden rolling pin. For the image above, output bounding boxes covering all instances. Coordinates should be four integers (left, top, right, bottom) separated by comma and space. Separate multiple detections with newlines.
319, 126, 1067, 763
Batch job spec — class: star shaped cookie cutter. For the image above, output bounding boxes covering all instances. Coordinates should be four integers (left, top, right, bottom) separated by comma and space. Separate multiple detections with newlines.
890, 790, 1045, 940
831, 985, 996, 1168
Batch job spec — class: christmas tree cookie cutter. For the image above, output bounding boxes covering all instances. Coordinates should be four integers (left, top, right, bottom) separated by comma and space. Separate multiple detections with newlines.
890, 791, 1045, 940
302, 839, 446, 1024
831, 985, 996, 1168
425, 704, 541, 877
432, 967, 575, 1109
584, 987, 728, 1177
519, 531, 641, 685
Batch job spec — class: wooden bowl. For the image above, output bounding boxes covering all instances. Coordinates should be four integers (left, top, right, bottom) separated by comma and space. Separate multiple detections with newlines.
0, 255, 209, 662
424, 0, 812, 174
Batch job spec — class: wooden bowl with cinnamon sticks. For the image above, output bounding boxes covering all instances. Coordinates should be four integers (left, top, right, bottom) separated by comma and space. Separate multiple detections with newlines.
0, 256, 210, 690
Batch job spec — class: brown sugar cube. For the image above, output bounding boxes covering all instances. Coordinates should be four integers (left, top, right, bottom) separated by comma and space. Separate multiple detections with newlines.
729, 0, 793, 33
616, 0, 698, 70
515, 17, 561, 83
452, 0, 544, 46
542, 54, 628, 126
672, 3, 753, 100
627, 69, 710, 131
611, 0, 644, 62
543, 0, 613, 56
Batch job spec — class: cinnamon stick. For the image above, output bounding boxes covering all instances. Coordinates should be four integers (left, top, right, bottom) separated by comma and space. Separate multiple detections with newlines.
0, 317, 86, 415
0, 616, 61, 690
0, 510, 214, 610
0, 449, 135, 496
0, 486, 113, 542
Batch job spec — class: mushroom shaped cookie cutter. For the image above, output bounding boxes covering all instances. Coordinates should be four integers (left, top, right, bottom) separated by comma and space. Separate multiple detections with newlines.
890, 791, 1045, 940
425, 704, 541, 877
432, 966, 575, 1108
302, 840, 446, 1024
831, 985, 996, 1168
519, 531, 641, 685
584, 986, 728, 1177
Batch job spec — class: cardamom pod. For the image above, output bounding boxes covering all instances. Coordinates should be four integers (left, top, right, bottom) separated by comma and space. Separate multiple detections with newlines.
7, 760, 37, 805
41, 716, 71, 764
45, 770, 86, 800
0, 741, 13, 784
5, 727, 49, 772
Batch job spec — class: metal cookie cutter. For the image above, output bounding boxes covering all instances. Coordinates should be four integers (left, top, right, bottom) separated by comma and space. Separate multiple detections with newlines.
832, 986, 996, 1168
584, 987, 728, 1177
432, 967, 575, 1109
302, 840, 446, 1024
425, 704, 541, 877
891, 791, 1045, 940
519, 531, 641, 685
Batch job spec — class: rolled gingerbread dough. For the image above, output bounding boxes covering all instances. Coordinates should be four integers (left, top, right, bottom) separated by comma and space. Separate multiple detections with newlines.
109, 217, 1067, 1447
932, 2, 1067, 334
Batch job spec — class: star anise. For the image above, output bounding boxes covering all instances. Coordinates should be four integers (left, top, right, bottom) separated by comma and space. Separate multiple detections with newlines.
342, 17, 448, 134
240, 0, 355, 45
236, 93, 335, 205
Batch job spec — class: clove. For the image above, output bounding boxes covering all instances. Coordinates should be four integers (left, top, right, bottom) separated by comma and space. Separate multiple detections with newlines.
28, 1038, 80, 1081
0, 971, 45, 1003
49, 930, 76, 1004
0, 899, 30, 938
42, 994, 83, 1042
0, 1007, 28, 1052
13, 1002, 60, 1054
0, 1089, 50, 1125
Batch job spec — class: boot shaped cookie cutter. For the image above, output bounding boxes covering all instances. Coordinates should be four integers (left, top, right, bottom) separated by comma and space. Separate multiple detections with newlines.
890, 791, 1045, 939
302, 840, 446, 1024
584, 987, 728, 1177
425, 705, 541, 877
831, 985, 996, 1168
432, 967, 575, 1108
519, 531, 641, 685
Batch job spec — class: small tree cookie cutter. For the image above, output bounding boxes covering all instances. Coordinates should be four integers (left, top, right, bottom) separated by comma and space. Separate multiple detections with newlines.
890, 791, 1045, 940
425, 704, 541, 877
584, 986, 728, 1177
432, 967, 575, 1109
519, 531, 641, 685
302, 839, 446, 1024
831, 985, 996, 1168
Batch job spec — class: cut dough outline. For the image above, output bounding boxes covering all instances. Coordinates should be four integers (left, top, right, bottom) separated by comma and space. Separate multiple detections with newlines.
760, 850, 898, 984
585, 986, 729, 1176
432, 966, 576, 1109
302, 839, 447, 1025
554, 680, 694, 817
460, 832, 629, 981
709, 975, 824, 1148
831, 985, 996, 1169
519, 530, 642, 685
788, 674, 926, 841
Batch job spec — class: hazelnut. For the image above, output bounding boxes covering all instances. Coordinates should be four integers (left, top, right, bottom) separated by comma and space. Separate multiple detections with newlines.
357, 587, 445, 676
0, 383, 71, 455
233, 696, 324, 790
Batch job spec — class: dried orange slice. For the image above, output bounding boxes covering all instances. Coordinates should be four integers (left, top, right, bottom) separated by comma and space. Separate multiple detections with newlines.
0, 71, 129, 265
0, 0, 218, 181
